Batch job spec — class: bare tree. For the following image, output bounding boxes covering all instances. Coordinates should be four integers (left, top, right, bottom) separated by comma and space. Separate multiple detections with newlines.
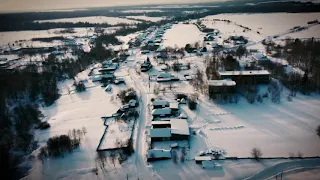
251, 148, 263, 160
317, 125, 320, 138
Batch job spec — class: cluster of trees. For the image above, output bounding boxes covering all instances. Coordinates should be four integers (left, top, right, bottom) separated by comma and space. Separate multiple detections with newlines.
38, 128, 86, 158
117, 88, 137, 104
284, 38, 320, 93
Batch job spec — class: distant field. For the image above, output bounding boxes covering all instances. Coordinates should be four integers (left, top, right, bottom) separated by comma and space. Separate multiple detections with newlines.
35, 16, 140, 25
126, 15, 166, 22
202, 13, 320, 37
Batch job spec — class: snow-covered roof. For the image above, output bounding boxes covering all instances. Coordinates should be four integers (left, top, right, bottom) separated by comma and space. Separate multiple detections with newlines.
218, 70, 270, 76
157, 73, 172, 79
152, 100, 169, 106
169, 102, 179, 109
152, 121, 171, 125
208, 80, 236, 87
152, 108, 171, 115
150, 128, 171, 138
252, 53, 270, 61
195, 156, 212, 161
147, 149, 171, 159
170, 119, 190, 136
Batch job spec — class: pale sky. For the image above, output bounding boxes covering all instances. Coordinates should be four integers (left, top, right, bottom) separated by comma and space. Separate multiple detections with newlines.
0, 0, 226, 13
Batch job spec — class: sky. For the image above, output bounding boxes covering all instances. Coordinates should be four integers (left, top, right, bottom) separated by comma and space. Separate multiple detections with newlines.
0, 0, 226, 13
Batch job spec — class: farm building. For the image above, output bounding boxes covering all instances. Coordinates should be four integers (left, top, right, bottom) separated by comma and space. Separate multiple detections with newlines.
152, 100, 169, 109
147, 149, 171, 161
208, 80, 237, 98
216, 70, 270, 84
150, 119, 190, 142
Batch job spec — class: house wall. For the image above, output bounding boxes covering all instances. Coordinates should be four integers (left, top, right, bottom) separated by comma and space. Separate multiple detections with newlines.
171, 134, 189, 141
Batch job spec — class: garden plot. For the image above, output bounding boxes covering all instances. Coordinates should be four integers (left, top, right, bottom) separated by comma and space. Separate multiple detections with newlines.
98, 119, 134, 150
35, 16, 140, 25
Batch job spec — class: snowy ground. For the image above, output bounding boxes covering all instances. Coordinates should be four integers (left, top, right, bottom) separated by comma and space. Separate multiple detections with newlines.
126, 15, 166, 22
202, 13, 320, 37
21, 12, 320, 180
0, 27, 119, 47
35, 16, 140, 25
162, 24, 205, 48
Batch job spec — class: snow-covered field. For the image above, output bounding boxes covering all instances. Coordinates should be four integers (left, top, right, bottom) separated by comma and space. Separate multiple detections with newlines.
20, 12, 320, 180
35, 16, 140, 25
203, 13, 320, 37
0, 27, 119, 47
126, 15, 166, 22
162, 24, 205, 48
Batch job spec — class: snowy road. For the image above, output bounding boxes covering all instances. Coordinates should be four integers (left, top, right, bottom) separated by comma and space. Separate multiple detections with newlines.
244, 159, 320, 180
127, 58, 156, 179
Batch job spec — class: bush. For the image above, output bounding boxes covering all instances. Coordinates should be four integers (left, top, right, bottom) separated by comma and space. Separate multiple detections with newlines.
251, 148, 263, 160
46, 134, 81, 156
74, 81, 86, 92
188, 99, 197, 110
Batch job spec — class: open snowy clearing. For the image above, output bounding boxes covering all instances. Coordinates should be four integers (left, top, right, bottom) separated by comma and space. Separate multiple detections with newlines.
126, 15, 166, 22
202, 13, 320, 37
35, 16, 140, 25
162, 24, 205, 48
0, 27, 119, 47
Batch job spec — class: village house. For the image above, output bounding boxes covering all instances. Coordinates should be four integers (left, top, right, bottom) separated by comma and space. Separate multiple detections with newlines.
152, 100, 169, 109
141, 58, 152, 72
150, 118, 190, 142
215, 70, 270, 84
152, 108, 172, 118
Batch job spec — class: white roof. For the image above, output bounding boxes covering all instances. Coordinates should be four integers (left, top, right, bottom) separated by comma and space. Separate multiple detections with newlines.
218, 70, 270, 76
152, 100, 169, 106
169, 102, 179, 109
150, 128, 171, 138
208, 80, 236, 87
195, 156, 212, 161
170, 119, 190, 135
147, 149, 171, 159
152, 121, 171, 125
152, 108, 171, 115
